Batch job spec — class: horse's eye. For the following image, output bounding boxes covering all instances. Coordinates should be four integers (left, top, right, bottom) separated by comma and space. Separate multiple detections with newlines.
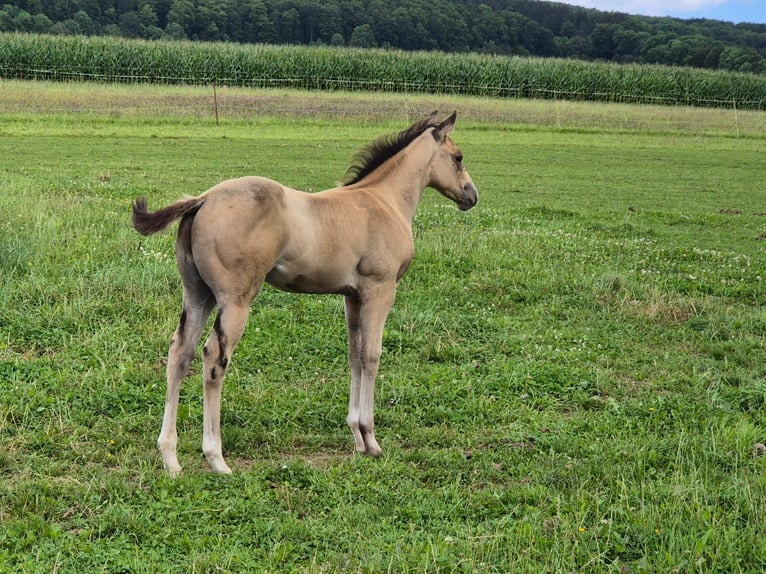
455, 154, 463, 166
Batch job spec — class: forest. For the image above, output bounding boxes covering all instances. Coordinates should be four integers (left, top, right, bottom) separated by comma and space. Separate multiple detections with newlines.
1, 0, 765, 73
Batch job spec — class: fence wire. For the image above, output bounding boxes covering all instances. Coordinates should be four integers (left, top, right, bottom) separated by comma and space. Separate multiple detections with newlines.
4, 64, 765, 111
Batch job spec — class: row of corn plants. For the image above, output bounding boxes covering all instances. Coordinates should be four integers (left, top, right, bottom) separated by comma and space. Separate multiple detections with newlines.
2, 33, 765, 109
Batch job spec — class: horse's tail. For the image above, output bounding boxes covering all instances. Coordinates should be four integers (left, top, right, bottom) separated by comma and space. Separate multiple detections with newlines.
132, 196, 205, 236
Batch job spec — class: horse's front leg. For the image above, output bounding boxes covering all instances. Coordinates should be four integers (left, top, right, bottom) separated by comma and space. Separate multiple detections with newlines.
344, 284, 396, 457
344, 296, 365, 454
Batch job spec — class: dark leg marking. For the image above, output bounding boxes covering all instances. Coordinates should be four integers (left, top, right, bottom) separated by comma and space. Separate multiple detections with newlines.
213, 311, 228, 370
213, 312, 222, 334
177, 308, 188, 344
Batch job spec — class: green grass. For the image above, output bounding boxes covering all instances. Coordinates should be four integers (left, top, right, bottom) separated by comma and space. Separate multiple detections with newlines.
1, 81, 765, 573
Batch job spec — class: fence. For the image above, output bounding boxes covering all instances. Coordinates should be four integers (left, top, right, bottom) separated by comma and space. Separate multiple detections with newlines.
2, 33, 765, 111
5, 63, 765, 111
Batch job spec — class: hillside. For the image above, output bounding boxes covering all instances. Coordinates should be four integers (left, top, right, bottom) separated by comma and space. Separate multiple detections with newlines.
0, 0, 764, 73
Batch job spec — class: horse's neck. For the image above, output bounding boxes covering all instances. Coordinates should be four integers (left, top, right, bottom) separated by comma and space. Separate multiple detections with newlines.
367, 138, 434, 222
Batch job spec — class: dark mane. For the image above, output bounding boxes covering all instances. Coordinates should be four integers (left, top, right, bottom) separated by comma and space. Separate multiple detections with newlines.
340, 114, 439, 186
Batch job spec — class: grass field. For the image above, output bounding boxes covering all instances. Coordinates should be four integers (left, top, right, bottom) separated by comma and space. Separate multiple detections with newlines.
1, 80, 765, 573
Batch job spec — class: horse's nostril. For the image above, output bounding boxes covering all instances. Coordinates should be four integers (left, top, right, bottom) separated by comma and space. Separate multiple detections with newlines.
462, 183, 478, 209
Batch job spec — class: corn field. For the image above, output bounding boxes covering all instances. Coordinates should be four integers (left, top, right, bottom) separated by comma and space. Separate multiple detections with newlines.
1, 33, 765, 109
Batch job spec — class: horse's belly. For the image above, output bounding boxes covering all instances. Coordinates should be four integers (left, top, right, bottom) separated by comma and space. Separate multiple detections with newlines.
265, 263, 356, 296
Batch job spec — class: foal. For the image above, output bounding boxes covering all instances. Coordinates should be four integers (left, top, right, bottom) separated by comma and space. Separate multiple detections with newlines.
132, 111, 477, 475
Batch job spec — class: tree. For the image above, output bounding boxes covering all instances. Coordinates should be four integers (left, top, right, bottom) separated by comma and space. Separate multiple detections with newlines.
31, 12, 53, 33
520, 19, 554, 56
194, 0, 228, 41
49, 19, 82, 35
349, 23, 375, 48
0, 6, 18, 32
719, 46, 761, 73
163, 20, 185, 39
474, 4, 507, 49
319, 1, 344, 43
613, 29, 641, 60
591, 23, 615, 59
146, 0, 173, 28
74, 10, 98, 35
167, 0, 195, 37
118, 11, 144, 38
252, 1, 278, 44
299, 0, 320, 44
138, 4, 158, 27
78, 0, 102, 20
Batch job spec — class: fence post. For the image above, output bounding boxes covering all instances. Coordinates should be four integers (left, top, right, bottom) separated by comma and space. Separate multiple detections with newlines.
212, 79, 219, 126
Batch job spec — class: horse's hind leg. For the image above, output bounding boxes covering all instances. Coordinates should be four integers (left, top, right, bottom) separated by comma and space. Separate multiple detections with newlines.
158, 216, 215, 476
200, 300, 252, 474
159, 294, 214, 476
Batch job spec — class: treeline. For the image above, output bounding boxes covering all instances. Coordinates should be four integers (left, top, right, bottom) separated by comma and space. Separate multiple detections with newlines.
1, 0, 765, 73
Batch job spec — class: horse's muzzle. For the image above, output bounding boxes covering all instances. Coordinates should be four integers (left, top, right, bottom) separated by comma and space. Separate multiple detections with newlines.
459, 183, 478, 211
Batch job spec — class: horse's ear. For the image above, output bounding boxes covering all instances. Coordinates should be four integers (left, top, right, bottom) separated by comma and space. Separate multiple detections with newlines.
432, 111, 457, 143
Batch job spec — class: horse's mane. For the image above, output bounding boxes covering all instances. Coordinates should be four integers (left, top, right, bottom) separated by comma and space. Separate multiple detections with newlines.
340, 114, 438, 186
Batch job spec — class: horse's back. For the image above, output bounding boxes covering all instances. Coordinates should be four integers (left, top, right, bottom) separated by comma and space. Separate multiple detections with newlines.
200, 176, 287, 205
194, 176, 294, 227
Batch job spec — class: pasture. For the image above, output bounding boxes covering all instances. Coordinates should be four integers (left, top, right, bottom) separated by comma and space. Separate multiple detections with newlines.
1, 80, 765, 573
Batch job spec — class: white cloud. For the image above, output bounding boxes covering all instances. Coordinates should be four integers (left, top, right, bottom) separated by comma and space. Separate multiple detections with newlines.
554, 0, 730, 17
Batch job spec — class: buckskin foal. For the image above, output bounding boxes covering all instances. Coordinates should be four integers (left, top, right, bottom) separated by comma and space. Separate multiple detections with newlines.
132, 111, 477, 475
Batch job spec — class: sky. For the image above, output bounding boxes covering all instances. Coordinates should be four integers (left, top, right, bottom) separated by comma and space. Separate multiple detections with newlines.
553, 1, 766, 24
